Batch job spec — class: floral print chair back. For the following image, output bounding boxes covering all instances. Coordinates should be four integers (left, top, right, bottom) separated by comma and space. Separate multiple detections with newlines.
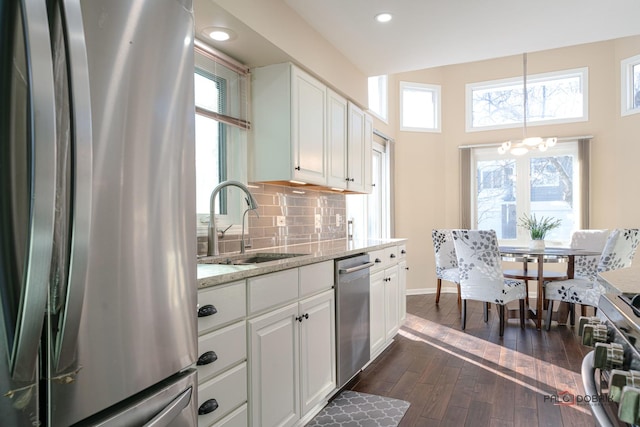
571, 229, 610, 281
431, 229, 461, 308
545, 228, 640, 330
451, 229, 526, 337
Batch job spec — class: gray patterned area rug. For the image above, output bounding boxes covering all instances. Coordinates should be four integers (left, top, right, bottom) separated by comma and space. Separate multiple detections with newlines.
307, 390, 410, 427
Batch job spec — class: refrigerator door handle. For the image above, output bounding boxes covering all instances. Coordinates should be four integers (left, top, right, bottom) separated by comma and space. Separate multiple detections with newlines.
11, 0, 58, 382
52, 0, 93, 373
143, 387, 193, 427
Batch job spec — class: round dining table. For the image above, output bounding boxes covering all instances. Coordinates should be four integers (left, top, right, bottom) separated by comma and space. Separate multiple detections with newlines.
499, 246, 601, 330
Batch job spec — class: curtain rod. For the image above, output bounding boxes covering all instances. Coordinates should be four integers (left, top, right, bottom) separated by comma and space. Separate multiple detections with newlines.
458, 135, 593, 149
194, 38, 250, 75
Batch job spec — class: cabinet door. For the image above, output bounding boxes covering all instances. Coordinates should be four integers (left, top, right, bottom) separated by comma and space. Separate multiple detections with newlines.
291, 67, 326, 185
384, 266, 400, 341
299, 290, 336, 415
249, 303, 300, 427
347, 102, 365, 192
398, 260, 408, 324
363, 113, 373, 193
369, 270, 386, 358
326, 89, 348, 188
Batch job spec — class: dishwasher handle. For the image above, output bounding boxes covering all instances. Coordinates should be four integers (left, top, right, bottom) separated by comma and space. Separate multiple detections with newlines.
338, 262, 375, 274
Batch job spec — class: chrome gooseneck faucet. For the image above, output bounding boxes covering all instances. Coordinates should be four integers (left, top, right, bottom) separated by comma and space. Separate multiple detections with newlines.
208, 181, 259, 256
241, 202, 260, 253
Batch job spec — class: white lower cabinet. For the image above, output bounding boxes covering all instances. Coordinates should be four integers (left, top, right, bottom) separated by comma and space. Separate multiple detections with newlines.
369, 270, 386, 358
198, 363, 248, 427
212, 405, 248, 427
249, 303, 300, 427
196, 248, 406, 427
384, 265, 400, 341
197, 280, 248, 427
299, 290, 336, 415
398, 260, 408, 323
368, 245, 407, 359
248, 276, 335, 427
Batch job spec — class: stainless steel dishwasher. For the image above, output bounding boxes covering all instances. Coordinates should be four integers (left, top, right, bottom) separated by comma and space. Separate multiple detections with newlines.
335, 253, 374, 387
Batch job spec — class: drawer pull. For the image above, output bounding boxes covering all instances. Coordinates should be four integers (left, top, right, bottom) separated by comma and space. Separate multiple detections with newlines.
196, 351, 218, 366
374, 258, 382, 263
198, 304, 217, 317
390, 253, 396, 258
401, 249, 406, 254
198, 399, 219, 415
295, 313, 309, 322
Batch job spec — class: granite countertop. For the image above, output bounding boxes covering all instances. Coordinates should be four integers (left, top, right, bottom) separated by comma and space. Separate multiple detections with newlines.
598, 263, 640, 294
197, 238, 407, 289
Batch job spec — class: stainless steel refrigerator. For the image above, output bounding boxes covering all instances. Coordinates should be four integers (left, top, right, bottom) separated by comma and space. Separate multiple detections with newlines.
0, 0, 198, 425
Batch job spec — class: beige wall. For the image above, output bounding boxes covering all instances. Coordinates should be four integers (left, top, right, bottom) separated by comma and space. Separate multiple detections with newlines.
393, 36, 640, 292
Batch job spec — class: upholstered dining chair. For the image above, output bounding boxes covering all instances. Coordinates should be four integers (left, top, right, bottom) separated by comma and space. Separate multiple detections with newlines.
451, 229, 526, 337
545, 228, 640, 330
431, 229, 461, 308
570, 229, 610, 281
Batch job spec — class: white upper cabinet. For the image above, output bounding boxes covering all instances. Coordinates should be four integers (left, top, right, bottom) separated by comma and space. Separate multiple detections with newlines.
326, 89, 348, 188
347, 102, 373, 193
251, 63, 327, 186
251, 63, 372, 193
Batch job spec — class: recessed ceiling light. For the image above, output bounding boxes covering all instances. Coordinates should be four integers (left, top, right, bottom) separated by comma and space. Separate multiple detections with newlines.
202, 27, 236, 42
210, 30, 230, 41
374, 13, 392, 23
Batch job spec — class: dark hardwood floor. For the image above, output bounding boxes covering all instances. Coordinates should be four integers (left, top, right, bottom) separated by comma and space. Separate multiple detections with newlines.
347, 294, 597, 426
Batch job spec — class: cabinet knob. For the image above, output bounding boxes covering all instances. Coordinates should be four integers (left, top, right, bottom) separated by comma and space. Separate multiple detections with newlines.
296, 313, 309, 322
198, 399, 219, 415
294, 166, 301, 171
196, 351, 218, 366
198, 304, 217, 317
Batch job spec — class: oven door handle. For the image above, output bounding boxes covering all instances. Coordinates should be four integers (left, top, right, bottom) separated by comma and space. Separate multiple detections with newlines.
339, 262, 375, 274
582, 351, 615, 427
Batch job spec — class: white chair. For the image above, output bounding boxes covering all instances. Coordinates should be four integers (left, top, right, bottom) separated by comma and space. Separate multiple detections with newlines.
570, 229, 610, 281
431, 229, 460, 307
545, 228, 640, 330
451, 229, 526, 336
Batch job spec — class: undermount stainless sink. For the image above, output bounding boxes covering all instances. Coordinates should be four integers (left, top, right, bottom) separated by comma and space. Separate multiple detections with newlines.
199, 252, 308, 265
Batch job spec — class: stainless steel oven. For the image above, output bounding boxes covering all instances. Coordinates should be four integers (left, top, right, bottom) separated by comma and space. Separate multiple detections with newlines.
335, 254, 374, 388
581, 290, 640, 426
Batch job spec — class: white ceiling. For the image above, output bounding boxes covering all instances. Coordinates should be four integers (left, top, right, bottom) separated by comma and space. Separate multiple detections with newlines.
196, 0, 640, 76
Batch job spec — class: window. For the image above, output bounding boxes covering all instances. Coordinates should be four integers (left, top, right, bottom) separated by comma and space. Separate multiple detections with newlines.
194, 47, 249, 233
470, 142, 583, 245
621, 54, 640, 116
368, 75, 388, 122
466, 68, 588, 131
400, 81, 441, 132
347, 138, 390, 240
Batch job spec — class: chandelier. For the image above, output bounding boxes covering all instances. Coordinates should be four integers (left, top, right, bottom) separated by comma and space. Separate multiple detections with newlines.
498, 53, 557, 155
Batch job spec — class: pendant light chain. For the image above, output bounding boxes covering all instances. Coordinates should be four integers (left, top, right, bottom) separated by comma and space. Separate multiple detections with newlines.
498, 52, 557, 155
523, 53, 527, 139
